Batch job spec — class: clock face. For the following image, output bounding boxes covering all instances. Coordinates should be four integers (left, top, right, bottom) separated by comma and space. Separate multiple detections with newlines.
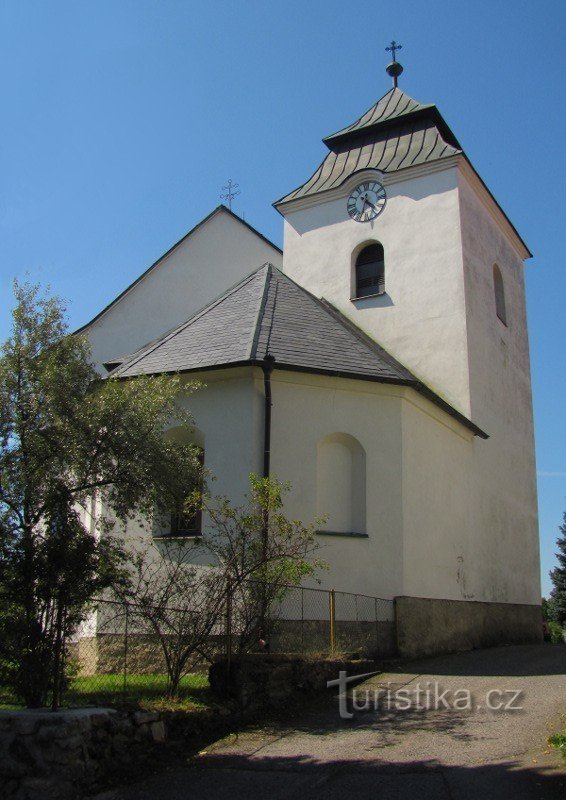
347, 181, 387, 223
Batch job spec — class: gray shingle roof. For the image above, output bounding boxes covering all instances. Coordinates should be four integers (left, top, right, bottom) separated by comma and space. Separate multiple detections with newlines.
275, 88, 462, 207
110, 264, 487, 438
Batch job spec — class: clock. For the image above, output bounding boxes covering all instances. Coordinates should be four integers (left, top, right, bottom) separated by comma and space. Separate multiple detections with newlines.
347, 180, 387, 222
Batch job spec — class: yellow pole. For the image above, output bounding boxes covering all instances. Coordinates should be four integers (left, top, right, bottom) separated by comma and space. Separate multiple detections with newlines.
329, 589, 336, 655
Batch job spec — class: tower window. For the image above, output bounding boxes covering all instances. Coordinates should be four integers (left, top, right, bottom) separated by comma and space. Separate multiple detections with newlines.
493, 264, 507, 325
354, 243, 385, 299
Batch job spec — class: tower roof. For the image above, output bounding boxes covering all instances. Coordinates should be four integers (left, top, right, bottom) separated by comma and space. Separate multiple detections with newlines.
108, 263, 487, 438
322, 87, 443, 146
275, 88, 462, 208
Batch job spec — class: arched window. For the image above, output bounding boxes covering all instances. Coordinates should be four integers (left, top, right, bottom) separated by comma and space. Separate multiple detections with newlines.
493, 264, 507, 325
316, 433, 366, 535
156, 426, 205, 538
354, 243, 385, 299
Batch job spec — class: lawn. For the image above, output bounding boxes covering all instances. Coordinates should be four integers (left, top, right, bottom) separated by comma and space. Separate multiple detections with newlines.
0, 672, 211, 711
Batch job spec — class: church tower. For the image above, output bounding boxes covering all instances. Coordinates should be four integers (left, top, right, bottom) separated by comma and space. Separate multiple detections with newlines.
275, 51, 540, 608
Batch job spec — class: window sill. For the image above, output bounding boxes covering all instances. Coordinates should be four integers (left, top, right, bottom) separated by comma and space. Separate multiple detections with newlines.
153, 533, 202, 541
351, 291, 386, 301
316, 530, 368, 538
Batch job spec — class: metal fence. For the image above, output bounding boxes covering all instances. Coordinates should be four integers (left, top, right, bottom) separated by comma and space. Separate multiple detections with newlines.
61, 585, 394, 704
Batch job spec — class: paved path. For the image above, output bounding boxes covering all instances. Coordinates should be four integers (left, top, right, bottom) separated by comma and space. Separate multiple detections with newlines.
111, 645, 565, 799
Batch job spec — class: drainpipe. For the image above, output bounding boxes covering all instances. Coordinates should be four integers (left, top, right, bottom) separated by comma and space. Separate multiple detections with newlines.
260, 354, 275, 644
262, 354, 275, 480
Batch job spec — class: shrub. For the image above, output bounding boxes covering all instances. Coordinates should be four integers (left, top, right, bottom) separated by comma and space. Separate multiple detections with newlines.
548, 621, 565, 644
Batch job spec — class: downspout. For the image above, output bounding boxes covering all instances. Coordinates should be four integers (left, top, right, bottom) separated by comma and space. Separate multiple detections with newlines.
262, 354, 275, 480
259, 354, 275, 646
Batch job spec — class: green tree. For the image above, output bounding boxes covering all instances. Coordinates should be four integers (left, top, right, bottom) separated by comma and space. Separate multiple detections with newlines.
115, 475, 322, 696
548, 511, 566, 626
0, 282, 200, 707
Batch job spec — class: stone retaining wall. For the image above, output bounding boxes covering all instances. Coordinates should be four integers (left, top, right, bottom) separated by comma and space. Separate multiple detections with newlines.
395, 596, 543, 658
209, 655, 377, 710
0, 707, 169, 799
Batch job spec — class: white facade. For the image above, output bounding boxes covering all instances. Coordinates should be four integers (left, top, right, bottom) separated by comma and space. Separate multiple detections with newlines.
79, 94, 541, 613
276, 156, 539, 605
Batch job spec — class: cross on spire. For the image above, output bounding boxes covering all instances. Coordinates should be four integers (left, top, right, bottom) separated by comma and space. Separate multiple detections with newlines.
385, 40, 402, 62
385, 40, 404, 88
221, 179, 241, 210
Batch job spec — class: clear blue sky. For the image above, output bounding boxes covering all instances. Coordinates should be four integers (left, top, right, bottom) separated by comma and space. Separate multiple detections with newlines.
1, 1, 564, 596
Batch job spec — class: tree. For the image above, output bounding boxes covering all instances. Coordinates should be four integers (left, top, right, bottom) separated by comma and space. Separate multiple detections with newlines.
0, 282, 200, 707
548, 511, 566, 626
204, 475, 324, 657
115, 475, 322, 696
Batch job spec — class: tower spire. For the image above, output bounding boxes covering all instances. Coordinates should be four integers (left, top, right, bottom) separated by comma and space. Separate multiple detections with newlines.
385, 40, 404, 89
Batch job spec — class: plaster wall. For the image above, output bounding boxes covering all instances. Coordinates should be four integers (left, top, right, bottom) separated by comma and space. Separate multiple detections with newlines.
457, 173, 540, 604
281, 167, 471, 415
266, 370, 403, 599
118, 368, 264, 553
82, 210, 282, 369
400, 396, 476, 600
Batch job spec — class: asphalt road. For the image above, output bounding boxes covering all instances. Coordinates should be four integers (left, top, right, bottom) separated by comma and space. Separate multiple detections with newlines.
105, 644, 566, 800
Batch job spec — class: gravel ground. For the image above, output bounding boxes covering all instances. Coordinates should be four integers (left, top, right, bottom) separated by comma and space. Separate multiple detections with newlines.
104, 644, 566, 800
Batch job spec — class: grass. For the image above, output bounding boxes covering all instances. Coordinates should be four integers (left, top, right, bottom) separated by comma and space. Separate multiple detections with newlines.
548, 732, 566, 759
0, 672, 211, 712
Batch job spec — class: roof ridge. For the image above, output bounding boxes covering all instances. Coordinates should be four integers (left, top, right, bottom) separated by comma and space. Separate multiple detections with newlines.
112, 265, 270, 377
249, 264, 273, 360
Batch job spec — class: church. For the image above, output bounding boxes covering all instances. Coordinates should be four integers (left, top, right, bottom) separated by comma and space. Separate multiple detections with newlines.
78, 56, 542, 655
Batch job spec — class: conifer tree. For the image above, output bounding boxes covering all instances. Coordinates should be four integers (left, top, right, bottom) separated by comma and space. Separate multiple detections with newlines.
549, 511, 566, 626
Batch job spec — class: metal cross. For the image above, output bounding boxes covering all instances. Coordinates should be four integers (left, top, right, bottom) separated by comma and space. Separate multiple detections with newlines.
220, 179, 241, 210
386, 40, 402, 62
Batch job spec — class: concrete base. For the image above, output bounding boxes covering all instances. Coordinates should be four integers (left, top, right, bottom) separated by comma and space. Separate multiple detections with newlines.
395, 596, 542, 658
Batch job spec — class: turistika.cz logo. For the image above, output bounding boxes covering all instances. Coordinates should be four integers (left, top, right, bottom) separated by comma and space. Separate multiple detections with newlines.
327, 670, 524, 720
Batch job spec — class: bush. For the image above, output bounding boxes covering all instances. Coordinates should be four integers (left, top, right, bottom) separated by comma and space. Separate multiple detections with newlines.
548, 621, 565, 644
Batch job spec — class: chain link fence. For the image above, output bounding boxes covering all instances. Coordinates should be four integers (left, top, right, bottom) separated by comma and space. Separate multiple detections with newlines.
57, 585, 395, 705
264, 585, 394, 658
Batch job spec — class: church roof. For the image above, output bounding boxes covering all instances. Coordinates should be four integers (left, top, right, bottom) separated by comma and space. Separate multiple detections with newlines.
109, 263, 487, 438
275, 88, 462, 207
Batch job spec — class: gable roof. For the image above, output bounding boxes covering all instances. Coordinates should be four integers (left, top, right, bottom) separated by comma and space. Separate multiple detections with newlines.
75, 205, 282, 335
110, 263, 487, 438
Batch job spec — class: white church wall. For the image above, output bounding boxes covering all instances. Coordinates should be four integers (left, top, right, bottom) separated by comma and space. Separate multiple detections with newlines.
457, 173, 540, 605
281, 165, 472, 416
82, 209, 282, 370
268, 370, 405, 599
400, 395, 477, 600
112, 368, 264, 559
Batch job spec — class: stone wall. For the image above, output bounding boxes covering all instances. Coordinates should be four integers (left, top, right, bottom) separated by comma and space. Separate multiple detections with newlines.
269, 619, 396, 659
395, 596, 543, 658
209, 655, 377, 711
0, 707, 168, 799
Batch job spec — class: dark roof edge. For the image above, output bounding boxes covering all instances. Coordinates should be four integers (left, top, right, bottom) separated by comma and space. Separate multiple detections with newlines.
74, 205, 282, 335
110, 358, 487, 439
460, 155, 532, 259
316, 297, 487, 438
323, 106, 462, 151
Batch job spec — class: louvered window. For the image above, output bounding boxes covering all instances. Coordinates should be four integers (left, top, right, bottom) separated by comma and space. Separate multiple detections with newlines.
355, 244, 385, 298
